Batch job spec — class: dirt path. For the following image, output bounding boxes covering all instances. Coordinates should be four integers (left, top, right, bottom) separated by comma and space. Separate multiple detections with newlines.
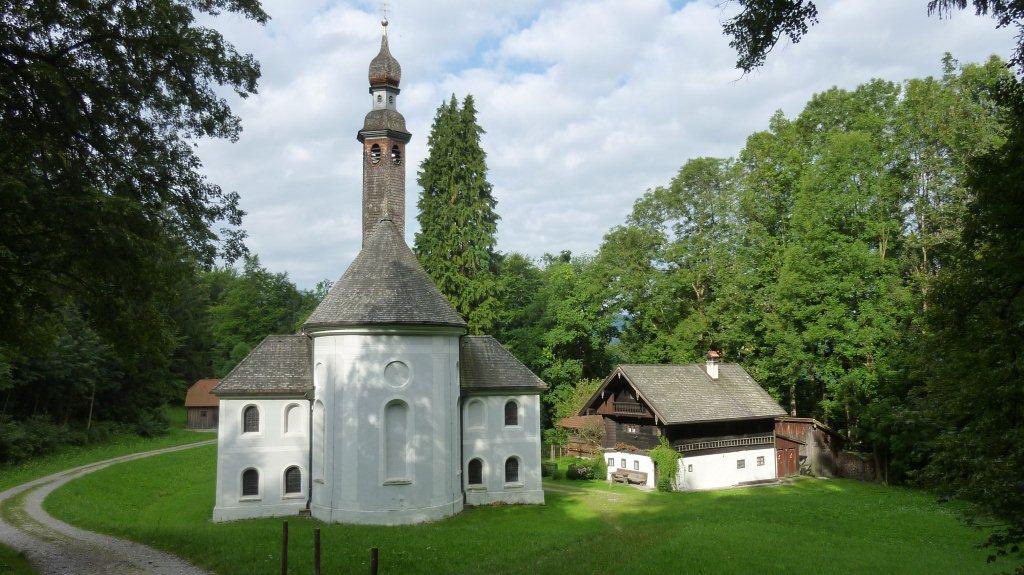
0, 440, 216, 575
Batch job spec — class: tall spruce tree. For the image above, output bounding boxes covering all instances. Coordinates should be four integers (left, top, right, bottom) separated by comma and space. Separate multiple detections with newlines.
415, 95, 500, 333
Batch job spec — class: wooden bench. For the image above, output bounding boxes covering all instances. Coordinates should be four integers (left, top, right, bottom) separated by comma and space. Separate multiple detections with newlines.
611, 469, 648, 485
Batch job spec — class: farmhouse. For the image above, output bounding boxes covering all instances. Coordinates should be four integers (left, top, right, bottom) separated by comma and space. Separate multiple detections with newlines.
184, 379, 220, 430
210, 26, 546, 525
581, 352, 790, 490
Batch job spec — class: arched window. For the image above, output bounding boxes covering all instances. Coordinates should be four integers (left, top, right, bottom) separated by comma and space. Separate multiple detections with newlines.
504, 400, 518, 427
313, 400, 325, 480
504, 457, 519, 484
369, 143, 381, 164
467, 458, 483, 486
384, 400, 409, 481
284, 466, 302, 494
242, 468, 259, 496
391, 144, 402, 165
243, 405, 259, 433
284, 404, 302, 435
466, 399, 484, 429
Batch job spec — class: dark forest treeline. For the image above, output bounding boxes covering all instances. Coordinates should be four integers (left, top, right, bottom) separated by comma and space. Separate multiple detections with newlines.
0, 256, 324, 462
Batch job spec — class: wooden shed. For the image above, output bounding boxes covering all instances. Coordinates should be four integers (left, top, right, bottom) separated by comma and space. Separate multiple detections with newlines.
185, 379, 220, 430
774, 417, 842, 477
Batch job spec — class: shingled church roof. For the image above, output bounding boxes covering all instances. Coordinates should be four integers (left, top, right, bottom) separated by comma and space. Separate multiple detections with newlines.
213, 335, 312, 396
368, 35, 401, 87
460, 336, 547, 392
303, 218, 467, 331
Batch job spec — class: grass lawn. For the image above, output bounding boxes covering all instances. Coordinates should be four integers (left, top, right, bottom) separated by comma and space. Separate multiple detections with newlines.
0, 406, 211, 493
45, 445, 1008, 575
0, 545, 32, 575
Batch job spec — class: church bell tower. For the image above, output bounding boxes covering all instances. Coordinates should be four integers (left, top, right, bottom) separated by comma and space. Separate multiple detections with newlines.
357, 19, 411, 247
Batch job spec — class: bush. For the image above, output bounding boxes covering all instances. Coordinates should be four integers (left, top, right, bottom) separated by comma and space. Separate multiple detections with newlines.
541, 461, 558, 478
0, 415, 71, 464
133, 409, 169, 438
649, 437, 681, 492
566, 462, 593, 480
590, 451, 607, 480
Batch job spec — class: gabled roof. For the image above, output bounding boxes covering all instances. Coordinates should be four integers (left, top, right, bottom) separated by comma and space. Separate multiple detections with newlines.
303, 219, 467, 331
584, 363, 786, 425
212, 335, 312, 396
460, 336, 547, 392
185, 379, 220, 407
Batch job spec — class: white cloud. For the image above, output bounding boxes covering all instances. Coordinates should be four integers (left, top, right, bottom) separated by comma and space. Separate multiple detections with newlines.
197, 0, 1015, 287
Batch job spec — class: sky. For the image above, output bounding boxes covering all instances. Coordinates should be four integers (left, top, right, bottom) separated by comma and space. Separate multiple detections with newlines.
197, 0, 1015, 289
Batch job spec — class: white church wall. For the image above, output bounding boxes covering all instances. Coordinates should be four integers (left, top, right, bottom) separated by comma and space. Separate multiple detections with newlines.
213, 397, 310, 522
603, 451, 656, 488
309, 328, 464, 525
461, 393, 545, 506
675, 446, 776, 491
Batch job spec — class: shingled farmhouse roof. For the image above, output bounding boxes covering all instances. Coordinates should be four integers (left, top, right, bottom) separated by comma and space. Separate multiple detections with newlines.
303, 219, 466, 330
460, 336, 547, 392
213, 335, 312, 396
587, 363, 786, 425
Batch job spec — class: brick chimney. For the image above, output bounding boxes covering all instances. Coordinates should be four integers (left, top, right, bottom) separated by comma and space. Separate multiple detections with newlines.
706, 350, 720, 380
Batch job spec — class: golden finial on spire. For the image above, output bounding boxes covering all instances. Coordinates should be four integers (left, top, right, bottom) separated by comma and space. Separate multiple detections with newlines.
380, 1, 390, 34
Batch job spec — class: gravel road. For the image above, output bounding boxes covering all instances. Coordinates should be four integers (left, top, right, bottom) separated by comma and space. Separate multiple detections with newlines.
0, 440, 216, 575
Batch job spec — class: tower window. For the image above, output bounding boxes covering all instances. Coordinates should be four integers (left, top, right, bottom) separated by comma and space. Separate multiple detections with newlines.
284, 466, 302, 494
504, 457, 520, 484
467, 458, 483, 485
369, 143, 381, 164
391, 144, 402, 165
243, 405, 259, 433
504, 400, 518, 426
377, 94, 382, 103
388, 95, 394, 104
241, 468, 259, 497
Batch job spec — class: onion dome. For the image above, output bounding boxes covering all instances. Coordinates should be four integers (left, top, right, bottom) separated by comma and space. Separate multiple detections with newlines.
368, 34, 401, 88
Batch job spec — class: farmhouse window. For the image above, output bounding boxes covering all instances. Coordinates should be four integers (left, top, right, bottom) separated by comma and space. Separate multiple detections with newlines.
242, 469, 259, 496
625, 424, 638, 434
620, 458, 626, 468
607, 457, 614, 467
736, 459, 745, 469
633, 460, 639, 471
505, 457, 519, 483
468, 459, 483, 485
285, 466, 301, 494
243, 406, 259, 433
200, 409, 207, 417
687, 464, 693, 472
757, 456, 765, 466
504, 400, 518, 426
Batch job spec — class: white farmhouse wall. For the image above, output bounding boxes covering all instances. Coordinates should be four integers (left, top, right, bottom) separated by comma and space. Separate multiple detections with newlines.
213, 398, 310, 521
676, 446, 776, 491
603, 451, 656, 488
310, 329, 463, 525
461, 394, 544, 505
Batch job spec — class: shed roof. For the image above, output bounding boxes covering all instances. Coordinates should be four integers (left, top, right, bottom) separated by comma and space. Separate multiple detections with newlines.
460, 336, 546, 392
185, 379, 220, 407
586, 364, 786, 425
557, 414, 604, 430
303, 219, 466, 331
212, 335, 312, 396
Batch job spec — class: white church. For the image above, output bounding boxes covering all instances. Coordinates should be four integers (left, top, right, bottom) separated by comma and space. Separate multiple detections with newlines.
211, 27, 546, 525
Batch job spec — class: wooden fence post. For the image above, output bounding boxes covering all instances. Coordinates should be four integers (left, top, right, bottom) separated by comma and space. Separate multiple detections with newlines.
280, 521, 288, 575
370, 547, 379, 575
313, 528, 321, 575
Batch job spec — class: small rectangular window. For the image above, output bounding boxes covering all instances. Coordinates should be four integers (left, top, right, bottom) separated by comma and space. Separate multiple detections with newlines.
607, 458, 614, 467
687, 464, 693, 473
757, 456, 765, 466
633, 460, 639, 471
620, 458, 626, 468
736, 459, 745, 469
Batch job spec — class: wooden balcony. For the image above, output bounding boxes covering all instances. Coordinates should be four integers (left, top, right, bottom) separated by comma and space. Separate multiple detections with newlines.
675, 434, 774, 453
612, 401, 648, 415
